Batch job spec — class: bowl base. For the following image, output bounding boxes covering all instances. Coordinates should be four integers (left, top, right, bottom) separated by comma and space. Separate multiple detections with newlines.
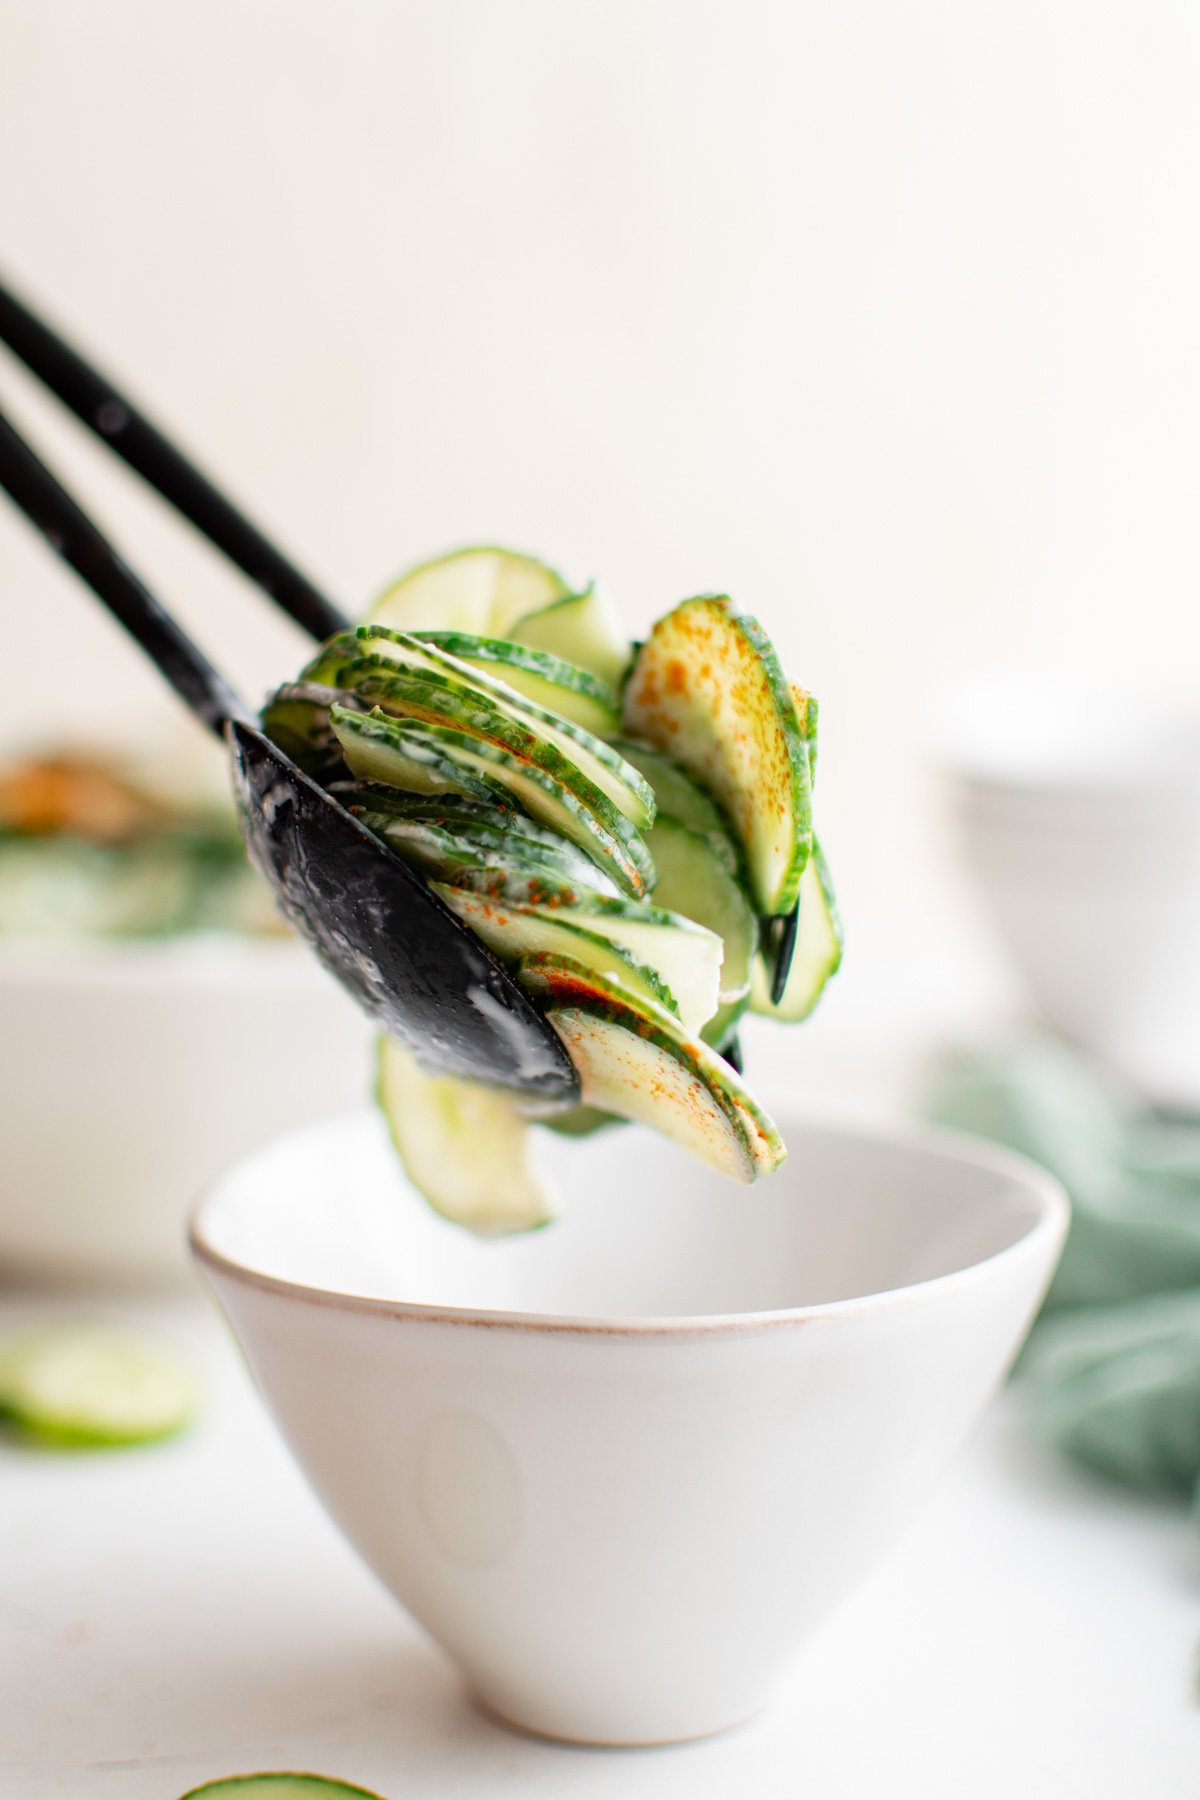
469, 1684, 764, 1749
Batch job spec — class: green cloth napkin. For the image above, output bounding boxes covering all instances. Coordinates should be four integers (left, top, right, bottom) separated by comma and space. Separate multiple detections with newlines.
925, 1043, 1200, 1502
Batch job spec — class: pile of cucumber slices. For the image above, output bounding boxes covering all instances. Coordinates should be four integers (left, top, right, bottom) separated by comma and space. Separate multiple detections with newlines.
262, 547, 842, 1234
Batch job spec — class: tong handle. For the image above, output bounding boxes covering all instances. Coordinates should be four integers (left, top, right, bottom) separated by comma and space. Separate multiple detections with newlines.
0, 404, 249, 737
0, 274, 348, 643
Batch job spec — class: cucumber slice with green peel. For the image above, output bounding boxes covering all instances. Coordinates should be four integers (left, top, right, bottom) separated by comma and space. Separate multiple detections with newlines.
347, 629, 655, 829
441, 866, 722, 1033
609, 737, 739, 871
702, 989, 752, 1056
332, 709, 654, 899
329, 709, 514, 807
794, 684, 818, 776
295, 631, 363, 688
622, 596, 813, 915
335, 788, 614, 889
413, 631, 620, 737
260, 682, 357, 776
377, 1035, 555, 1235
0, 1325, 195, 1447
643, 816, 757, 1005
366, 545, 572, 638
519, 954, 786, 1183
509, 582, 631, 689
750, 839, 843, 1022
179, 1774, 388, 1798
356, 809, 617, 894
433, 882, 684, 1020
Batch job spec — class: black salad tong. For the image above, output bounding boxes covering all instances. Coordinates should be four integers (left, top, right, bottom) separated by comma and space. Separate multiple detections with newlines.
0, 275, 578, 1106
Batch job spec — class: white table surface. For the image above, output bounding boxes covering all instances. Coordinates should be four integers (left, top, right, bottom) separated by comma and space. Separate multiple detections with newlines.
1, 1283, 1196, 1800
3, 966, 1197, 1799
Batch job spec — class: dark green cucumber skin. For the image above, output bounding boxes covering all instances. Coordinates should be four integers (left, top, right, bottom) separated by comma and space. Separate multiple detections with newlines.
355, 811, 604, 893
436, 884, 682, 1018
330, 707, 653, 897
516, 952, 767, 1169
178, 1775, 389, 1798
623, 596, 812, 915
609, 736, 737, 862
345, 628, 655, 823
413, 629, 618, 704
300, 633, 632, 794
334, 685, 657, 895
754, 836, 843, 1022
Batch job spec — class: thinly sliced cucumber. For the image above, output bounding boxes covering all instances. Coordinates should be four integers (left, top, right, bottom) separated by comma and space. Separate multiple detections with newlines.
334, 788, 615, 891
519, 954, 785, 1183
622, 596, 812, 915
793, 684, 818, 774
442, 866, 722, 1033
0, 1325, 195, 1447
433, 882, 683, 1019
609, 737, 739, 870
329, 710, 510, 805
348, 629, 655, 829
414, 631, 620, 737
260, 682, 355, 775
702, 990, 752, 1056
356, 810, 617, 894
750, 840, 843, 1021
179, 1775, 388, 1798
332, 709, 653, 898
643, 816, 757, 1004
376, 1036, 554, 1235
509, 582, 631, 689
366, 545, 572, 638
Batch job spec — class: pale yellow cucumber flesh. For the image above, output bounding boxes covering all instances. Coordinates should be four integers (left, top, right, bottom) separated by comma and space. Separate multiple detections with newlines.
623, 596, 812, 915
367, 547, 571, 638
376, 1036, 555, 1235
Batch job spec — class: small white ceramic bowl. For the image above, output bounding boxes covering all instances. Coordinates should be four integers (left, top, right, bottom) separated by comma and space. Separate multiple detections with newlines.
0, 938, 371, 1288
192, 1110, 1066, 1747
937, 677, 1200, 1106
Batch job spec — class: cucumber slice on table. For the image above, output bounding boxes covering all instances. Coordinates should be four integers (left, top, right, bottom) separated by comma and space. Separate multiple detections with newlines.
0, 1325, 194, 1447
622, 596, 813, 915
520, 953, 785, 1183
509, 582, 631, 689
441, 865, 723, 1034
414, 632, 620, 737
179, 1776, 387, 1799
331, 708, 654, 899
750, 839, 843, 1022
366, 545, 572, 638
377, 1036, 555, 1234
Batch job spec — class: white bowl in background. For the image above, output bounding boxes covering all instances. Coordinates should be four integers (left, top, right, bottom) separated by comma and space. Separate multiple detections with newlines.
192, 1110, 1066, 1746
0, 938, 372, 1288
937, 677, 1200, 1106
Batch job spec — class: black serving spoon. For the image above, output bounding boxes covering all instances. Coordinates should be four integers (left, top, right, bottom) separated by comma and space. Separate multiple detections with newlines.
0, 282, 578, 1106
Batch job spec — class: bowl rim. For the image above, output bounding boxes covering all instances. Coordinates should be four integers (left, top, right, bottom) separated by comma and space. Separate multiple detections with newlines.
189, 1111, 1069, 1340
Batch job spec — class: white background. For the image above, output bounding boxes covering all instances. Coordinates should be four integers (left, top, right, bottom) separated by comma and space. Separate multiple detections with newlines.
1, 0, 1197, 994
